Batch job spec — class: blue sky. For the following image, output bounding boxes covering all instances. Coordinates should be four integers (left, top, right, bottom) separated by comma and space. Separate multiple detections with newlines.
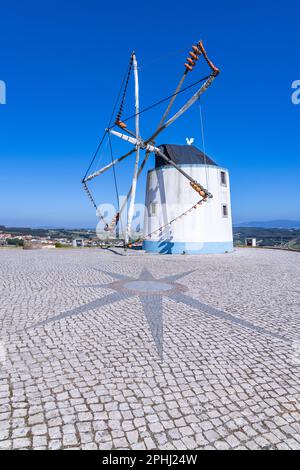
0, 0, 299, 228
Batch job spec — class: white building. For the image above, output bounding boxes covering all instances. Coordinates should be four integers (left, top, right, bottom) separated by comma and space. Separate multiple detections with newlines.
143, 144, 233, 254
245, 237, 257, 247
73, 239, 84, 247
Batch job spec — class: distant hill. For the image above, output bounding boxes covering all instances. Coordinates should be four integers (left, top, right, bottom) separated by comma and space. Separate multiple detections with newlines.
234, 220, 300, 229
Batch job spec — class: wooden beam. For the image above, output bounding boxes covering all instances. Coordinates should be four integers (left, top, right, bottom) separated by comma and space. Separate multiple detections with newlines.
155, 75, 215, 135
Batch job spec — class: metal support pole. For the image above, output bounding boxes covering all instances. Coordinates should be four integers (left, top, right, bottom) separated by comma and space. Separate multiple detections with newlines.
118, 150, 151, 218
126, 53, 140, 246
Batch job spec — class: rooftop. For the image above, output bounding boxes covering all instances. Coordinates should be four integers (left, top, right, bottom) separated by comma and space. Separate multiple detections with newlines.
155, 144, 217, 168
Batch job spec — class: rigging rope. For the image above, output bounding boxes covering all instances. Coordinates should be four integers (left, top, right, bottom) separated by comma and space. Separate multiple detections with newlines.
82, 55, 134, 183
82, 182, 107, 226
109, 75, 211, 130
82, 54, 135, 230
115, 54, 133, 125
108, 133, 120, 210
130, 198, 207, 247
198, 97, 210, 191
82, 131, 107, 183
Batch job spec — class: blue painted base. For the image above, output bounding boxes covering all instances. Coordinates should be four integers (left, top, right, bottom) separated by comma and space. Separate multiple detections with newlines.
143, 240, 234, 255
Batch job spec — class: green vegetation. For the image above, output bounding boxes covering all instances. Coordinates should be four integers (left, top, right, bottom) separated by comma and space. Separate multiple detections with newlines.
55, 242, 65, 248
7, 238, 24, 247
233, 227, 300, 249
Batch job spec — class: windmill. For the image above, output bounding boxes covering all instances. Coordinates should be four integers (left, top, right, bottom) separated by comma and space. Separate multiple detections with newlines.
82, 40, 225, 252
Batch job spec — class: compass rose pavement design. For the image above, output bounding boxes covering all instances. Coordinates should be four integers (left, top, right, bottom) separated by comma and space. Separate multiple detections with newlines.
2, 248, 300, 451
32, 267, 288, 359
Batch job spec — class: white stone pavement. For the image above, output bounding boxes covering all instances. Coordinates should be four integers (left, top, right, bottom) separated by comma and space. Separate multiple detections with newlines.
0, 247, 300, 450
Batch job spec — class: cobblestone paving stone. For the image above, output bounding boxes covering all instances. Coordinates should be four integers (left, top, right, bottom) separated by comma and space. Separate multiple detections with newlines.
0, 247, 300, 450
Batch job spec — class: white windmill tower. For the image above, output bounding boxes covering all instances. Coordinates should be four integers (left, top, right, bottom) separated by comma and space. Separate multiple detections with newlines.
143, 144, 233, 254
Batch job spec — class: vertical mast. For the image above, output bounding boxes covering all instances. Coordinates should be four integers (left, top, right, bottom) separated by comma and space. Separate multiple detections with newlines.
126, 52, 140, 245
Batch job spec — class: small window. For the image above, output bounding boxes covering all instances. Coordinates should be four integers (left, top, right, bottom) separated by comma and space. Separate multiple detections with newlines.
150, 203, 157, 216
220, 171, 227, 186
222, 204, 228, 217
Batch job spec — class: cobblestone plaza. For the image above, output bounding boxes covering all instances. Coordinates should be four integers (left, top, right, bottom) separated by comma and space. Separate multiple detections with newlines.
0, 247, 299, 450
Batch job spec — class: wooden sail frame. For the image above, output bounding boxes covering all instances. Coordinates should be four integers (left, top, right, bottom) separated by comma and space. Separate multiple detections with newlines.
82, 40, 220, 242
